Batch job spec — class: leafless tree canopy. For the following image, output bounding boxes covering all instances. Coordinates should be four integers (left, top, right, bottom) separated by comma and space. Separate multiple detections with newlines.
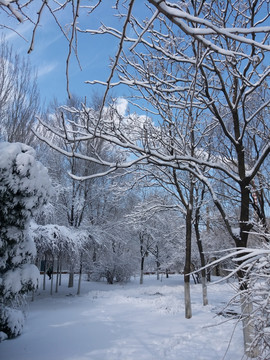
4, 1, 266, 246
0, 37, 40, 144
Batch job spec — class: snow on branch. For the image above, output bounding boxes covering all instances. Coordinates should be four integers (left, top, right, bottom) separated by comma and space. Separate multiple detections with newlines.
148, 0, 270, 56
0, 0, 24, 23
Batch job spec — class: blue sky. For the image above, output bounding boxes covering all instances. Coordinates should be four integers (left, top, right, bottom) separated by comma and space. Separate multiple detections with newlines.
3, 1, 269, 111
1, 2, 136, 107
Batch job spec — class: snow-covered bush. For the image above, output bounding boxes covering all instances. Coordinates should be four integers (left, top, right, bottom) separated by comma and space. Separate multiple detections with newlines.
0, 306, 25, 339
92, 239, 137, 284
0, 142, 51, 340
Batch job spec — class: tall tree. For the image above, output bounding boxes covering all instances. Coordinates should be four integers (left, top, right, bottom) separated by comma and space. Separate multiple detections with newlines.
0, 142, 51, 340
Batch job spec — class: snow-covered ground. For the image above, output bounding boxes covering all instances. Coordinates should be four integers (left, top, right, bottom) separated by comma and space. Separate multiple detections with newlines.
1, 274, 244, 360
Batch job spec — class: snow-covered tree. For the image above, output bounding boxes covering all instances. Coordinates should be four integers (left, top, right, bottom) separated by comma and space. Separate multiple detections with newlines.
126, 192, 185, 284
0, 37, 40, 146
92, 236, 137, 284
86, 182, 139, 284
0, 142, 51, 340
30, 223, 90, 294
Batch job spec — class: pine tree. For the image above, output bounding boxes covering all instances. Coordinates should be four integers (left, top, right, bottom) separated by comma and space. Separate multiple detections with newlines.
0, 142, 51, 340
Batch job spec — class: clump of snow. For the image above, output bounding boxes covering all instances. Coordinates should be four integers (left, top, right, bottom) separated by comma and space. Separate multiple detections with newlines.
0, 331, 8, 342
0, 307, 25, 339
3, 264, 40, 298
0, 142, 52, 226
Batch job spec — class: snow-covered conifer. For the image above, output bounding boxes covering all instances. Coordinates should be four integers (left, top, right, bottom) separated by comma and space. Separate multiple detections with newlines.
0, 142, 51, 340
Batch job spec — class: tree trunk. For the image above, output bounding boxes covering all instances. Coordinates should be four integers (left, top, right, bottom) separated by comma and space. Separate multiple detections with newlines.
55, 257, 60, 293
156, 245, 160, 280
50, 258, 54, 296
68, 266, 74, 288
106, 270, 114, 284
184, 205, 193, 319
240, 292, 259, 358
140, 256, 144, 285
77, 259, 82, 295
201, 276, 208, 306
43, 255, 47, 291
238, 182, 251, 248
59, 260, 62, 286
237, 182, 255, 353
184, 280, 192, 319
194, 205, 208, 306
156, 261, 160, 281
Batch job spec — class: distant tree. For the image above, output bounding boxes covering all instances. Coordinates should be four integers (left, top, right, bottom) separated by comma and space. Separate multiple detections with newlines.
93, 240, 137, 284
30, 223, 89, 295
138, 228, 154, 285
126, 192, 185, 284
0, 37, 40, 145
87, 180, 139, 284
0, 142, 51, 340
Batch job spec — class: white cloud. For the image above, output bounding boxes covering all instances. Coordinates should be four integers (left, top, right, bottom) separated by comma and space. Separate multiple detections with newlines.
37, 62, 58, 77
115, 97, 128, 116
4, 22, 33, 42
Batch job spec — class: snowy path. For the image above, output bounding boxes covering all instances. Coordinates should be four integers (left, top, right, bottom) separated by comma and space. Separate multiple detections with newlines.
1, 275, 243, 360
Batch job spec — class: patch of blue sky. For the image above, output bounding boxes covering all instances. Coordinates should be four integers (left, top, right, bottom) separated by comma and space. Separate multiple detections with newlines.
0, 2, 127, 105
